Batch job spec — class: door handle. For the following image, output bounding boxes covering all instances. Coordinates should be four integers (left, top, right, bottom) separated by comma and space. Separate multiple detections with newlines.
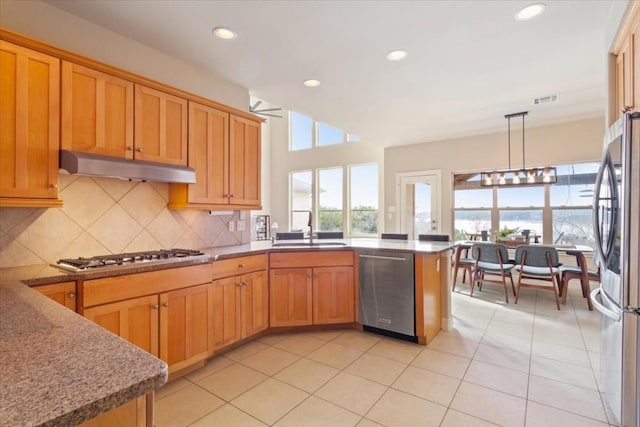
590, 288, 621, 321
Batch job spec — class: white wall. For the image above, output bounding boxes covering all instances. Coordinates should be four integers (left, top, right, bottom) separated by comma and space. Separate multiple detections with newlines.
0, 0, 248, 110
383, 117, 605, 236
269, 111, 384, 232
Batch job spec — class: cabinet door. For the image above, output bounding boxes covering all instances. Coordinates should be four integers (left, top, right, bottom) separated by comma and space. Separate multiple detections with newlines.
212, 276, 241, 348
35, 281, 77, 311
229, 115, 261, 207
187, 102, 229, 204
61, 62, 134, 158
269, 268, 313, 327
84, 295, 159, 357
240, 270, 268, 338
134, 84, 187, 166
312, 266, 354, 324
160, 283, 214, 373
0, 41, 60, 204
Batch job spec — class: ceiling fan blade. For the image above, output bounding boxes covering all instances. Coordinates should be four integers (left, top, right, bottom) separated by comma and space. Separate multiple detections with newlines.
250, 100, 262, 111
257, 113, 282, 118
254, 107, 282, 113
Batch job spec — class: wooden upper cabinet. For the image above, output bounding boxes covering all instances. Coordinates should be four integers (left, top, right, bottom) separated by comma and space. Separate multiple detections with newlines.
229, 115, 261, 207
134, 84, 188, 166
0, 41, 61, 207
61, 61, 134, 158
187, 102, 229, 205
168, 108, 261, 210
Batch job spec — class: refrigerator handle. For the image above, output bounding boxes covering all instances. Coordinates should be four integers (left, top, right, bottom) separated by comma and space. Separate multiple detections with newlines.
590, 288, 622, 321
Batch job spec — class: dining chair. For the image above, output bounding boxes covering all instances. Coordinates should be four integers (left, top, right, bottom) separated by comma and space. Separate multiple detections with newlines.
275, 232, 304, 240
559, 251, 599, 310
418, 234, 450, 242
470, 243, 516, 303
452, 243, 474, 291
514, 245, 562, 310
316, 231, 344, 239
380, 233, 408, 240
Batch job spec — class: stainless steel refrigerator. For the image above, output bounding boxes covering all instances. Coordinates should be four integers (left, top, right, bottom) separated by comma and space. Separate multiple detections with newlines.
591, 111, 639, 427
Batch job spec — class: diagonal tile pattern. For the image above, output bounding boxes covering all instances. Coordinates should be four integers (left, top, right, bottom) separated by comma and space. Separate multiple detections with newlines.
154, 280, 607, 427
0, 176, 248, 268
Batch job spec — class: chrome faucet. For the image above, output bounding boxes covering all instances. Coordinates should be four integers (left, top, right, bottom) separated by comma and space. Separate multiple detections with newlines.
308, 211, 314, 244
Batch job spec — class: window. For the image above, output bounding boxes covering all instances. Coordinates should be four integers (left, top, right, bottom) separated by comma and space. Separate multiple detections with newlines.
453, 161, 597, 244
552, 209, 595, 247
350, 164, 378, 235
318, 168, 343, 231
289, 110, 359, 150
287, 163, 379, 237
290, 171, 312, 232
318, 122, 344, 147
290, 112, 313, 151
454, 210, 491, 240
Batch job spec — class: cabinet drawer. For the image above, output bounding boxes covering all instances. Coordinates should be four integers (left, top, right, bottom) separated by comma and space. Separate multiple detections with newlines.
83, 263, 211, 308
269, 251, 354, 269
211, 254, 266, 279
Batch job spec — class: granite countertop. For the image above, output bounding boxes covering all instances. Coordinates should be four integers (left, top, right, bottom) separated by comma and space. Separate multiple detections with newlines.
0, 280, 168, 426
9, 239, 452, 286
0, 238, 451, 425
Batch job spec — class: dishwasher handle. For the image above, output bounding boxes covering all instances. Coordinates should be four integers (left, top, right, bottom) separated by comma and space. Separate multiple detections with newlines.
359, 254, 408, 262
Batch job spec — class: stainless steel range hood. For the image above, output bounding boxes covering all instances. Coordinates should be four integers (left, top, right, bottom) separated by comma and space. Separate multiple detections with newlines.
60, 150, 196, 184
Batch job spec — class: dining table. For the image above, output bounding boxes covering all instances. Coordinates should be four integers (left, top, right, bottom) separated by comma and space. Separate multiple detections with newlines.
452, 241, 595, 307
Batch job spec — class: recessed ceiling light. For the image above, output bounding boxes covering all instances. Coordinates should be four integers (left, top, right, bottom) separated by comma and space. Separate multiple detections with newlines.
386, 50, 408, 61
212, 27, 237, 40
514, 3, 546, 21
303, 79, 321, 87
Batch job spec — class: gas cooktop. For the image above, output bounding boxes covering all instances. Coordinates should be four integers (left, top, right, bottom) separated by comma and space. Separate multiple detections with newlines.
55, 249, 205, 271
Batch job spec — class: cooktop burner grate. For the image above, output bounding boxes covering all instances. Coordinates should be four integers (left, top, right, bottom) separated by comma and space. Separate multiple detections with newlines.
55, 248, 205, 271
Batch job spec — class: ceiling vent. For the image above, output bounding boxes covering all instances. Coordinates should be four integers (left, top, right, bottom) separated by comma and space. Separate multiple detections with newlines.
532, 94, 558, 105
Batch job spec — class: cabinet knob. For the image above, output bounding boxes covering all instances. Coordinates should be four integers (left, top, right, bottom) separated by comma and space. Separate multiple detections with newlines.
127, 146, 134, 151
152, 304, 159, 310
67, 292, 75, 299
241, 282, 247, 287
307, 274, 312, 279
136, 147, 143, 152
229, 194, 235, 198
239, 263, 245, 268
162, 302, 169, 307
49, 184, 58, 189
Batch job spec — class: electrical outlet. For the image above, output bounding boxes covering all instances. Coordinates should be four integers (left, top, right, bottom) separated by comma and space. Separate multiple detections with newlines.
236, 220, 245, 231
228, 221, 235, 232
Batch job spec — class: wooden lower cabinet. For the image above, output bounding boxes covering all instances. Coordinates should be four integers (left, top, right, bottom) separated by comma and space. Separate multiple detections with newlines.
83, 294, 160, 357
313, 266, 354, 324
34, 281, 77, 311
212, 270, 268, 349
80, 395, 150, 427
160, 283, 214, 373
269, 251, 356, 328
269, 268, 313, 327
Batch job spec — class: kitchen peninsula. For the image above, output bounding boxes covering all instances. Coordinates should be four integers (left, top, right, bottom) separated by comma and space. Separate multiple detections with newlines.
0, 239, 451, 426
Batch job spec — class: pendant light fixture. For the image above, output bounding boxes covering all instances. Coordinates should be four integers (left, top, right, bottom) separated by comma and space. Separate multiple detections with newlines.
480, 111, 557, 187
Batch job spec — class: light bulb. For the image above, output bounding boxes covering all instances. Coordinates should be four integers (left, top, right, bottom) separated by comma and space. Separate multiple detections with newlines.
512, 173, 521, 184
498, 173, 506, 185
542, 169, 551, 183
484, 174, 493, 185
527, 170, 536, 183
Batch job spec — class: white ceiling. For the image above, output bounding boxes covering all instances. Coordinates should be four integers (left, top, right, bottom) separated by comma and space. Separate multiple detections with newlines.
46, 0, 614, 148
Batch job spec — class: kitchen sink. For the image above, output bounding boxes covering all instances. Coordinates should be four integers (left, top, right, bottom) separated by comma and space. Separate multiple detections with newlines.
271, 242, 348, 247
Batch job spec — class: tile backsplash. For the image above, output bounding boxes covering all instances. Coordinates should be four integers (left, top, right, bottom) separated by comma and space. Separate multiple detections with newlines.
0, 174, 248, 268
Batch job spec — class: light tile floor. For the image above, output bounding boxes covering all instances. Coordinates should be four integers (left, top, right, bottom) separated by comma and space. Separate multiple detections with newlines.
155, 279, 610, 426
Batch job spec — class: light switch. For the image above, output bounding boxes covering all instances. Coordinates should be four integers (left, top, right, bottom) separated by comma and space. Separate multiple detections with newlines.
236, 220, 245, 231
228, 221, 235, 232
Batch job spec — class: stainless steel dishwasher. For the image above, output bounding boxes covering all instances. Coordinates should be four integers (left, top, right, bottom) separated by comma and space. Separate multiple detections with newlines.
358, 249, 415, 338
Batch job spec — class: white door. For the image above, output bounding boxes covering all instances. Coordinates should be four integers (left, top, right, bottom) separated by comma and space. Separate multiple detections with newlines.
397, 172, 441, 240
